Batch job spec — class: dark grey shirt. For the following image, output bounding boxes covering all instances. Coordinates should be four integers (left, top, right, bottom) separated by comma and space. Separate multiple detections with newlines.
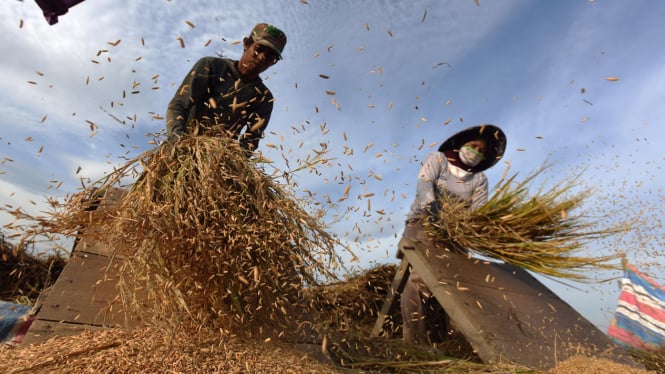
166, 57, 274, 151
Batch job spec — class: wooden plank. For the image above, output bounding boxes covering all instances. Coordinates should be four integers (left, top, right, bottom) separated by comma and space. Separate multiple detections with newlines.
400, 240, 500, 360
370, 259, 410, 337
397, 221, 639, 370
32, 251, 130, 328
22, 187, 138, 345
72, 187, 127, 256
21, 320, 104, 345
73, 236, 114, 257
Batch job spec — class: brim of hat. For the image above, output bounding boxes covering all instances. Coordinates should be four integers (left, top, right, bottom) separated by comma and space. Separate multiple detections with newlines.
438, 124, 507, 173
256, 39, 282, 58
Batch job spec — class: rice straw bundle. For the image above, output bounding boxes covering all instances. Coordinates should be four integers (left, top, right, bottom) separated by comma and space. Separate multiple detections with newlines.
41, 136, 342, 339
425, 165, 625, 281
308, 263, 397, 333
0, 242, 66, 304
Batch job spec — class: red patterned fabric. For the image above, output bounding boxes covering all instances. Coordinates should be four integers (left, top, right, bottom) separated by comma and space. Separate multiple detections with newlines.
608, 263, 665, 350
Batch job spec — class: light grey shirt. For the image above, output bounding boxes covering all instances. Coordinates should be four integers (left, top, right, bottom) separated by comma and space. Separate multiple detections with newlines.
406, 151, 488, 221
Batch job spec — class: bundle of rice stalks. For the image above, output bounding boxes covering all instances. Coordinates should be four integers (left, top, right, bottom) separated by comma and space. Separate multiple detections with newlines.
326, 330, 480, 372
305, 264, 480, 367
626, 347, 665, 373
39, 136, 343, 339
308, 263, 398, 334
425, 165, 625, 281
0, 239, 66, 305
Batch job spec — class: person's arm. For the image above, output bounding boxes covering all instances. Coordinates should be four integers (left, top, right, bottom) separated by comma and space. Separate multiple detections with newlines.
412, 152, 446, 217
165, 57, 218, 141
470, 173, 489, 210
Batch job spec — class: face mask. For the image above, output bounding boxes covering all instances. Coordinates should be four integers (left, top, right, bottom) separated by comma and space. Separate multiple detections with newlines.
459, 144, 485, 168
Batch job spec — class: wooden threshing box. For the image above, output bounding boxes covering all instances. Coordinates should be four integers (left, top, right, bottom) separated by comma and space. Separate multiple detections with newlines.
23, 188, 134, 344
372, 222, 640, 371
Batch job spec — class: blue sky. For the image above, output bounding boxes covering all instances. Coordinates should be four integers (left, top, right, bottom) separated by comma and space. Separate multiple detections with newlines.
2, 0, 664, 332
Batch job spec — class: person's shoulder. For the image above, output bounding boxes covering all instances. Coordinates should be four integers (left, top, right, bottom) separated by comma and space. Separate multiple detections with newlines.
253, 79, 273, 101
473, 171, 488, 183
193, 56, 234, 70
193, 56, 220, 64
256, 80, 272, 93
425, 151, 447, 163
418, 152, 448, 171
196, 56, 231, 62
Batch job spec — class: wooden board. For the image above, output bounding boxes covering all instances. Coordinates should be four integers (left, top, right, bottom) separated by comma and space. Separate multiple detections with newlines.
21, 319, 104, 345
72, 187, 126, 257
370, 259, 410, 337
31, 251, 129, 327
382, 221, 639, 370
23, 187, 139, 345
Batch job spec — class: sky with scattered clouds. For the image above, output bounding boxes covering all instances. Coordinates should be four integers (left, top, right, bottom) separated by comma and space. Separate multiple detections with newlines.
2, 0, 664, 331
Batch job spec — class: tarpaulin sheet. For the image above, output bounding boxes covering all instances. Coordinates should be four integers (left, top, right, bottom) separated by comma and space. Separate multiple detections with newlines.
0, 301, 34, 344
608, 263, 665, 350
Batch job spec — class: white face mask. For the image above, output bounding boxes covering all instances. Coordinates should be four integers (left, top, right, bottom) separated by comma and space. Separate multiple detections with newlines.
459, 144, 485, 168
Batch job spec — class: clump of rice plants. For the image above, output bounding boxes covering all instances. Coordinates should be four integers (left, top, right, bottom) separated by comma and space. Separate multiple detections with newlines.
34, 136, 343, 340
0, 240, 66, 305
425, 165, 626, 281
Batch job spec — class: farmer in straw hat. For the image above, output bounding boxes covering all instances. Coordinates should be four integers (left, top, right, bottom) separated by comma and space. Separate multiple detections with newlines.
400, 124, 507, 345
166, 23, 287, 153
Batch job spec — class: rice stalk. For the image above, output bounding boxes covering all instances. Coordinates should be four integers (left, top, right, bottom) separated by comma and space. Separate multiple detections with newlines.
625, 347, 665, 373
23, 135, 343, 339
425, 164, 625, 281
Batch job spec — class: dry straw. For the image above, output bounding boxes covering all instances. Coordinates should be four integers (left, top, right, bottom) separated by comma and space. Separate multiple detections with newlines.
34, 135, 343, 339
0, 241, 66, 304
425, 164, 626, 281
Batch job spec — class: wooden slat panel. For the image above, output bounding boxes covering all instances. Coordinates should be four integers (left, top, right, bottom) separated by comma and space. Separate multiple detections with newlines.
34, 251, 129, 328
23, 187, 139, 344
21, 320, 104, 345
73, 236, 114, 257
370, 259, 410, 337
72, 187, 127, 256
395, 221, 638, 370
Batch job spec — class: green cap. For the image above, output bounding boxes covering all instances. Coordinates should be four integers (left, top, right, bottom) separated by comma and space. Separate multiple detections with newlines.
251, 23, 287, 58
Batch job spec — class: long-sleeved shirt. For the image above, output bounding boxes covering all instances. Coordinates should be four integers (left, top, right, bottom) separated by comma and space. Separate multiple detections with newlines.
406, 151, 488, 221
166, 57, 274, 151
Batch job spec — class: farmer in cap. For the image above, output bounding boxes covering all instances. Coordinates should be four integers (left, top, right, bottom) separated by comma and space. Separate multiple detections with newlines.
400, 124, 507, 345
166, 23, 287, 153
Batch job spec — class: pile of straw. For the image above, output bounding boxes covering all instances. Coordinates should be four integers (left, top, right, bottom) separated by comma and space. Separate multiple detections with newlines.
1, 260, 656, 373
0, 240, 66, 305
426, 166, 624, 280
308, 263, 397, 333
0, 327, 340, 374
306, 264, 479, 367
6, 327, 649, 374
41, 136, 342, 339
624, 348, 665, 373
